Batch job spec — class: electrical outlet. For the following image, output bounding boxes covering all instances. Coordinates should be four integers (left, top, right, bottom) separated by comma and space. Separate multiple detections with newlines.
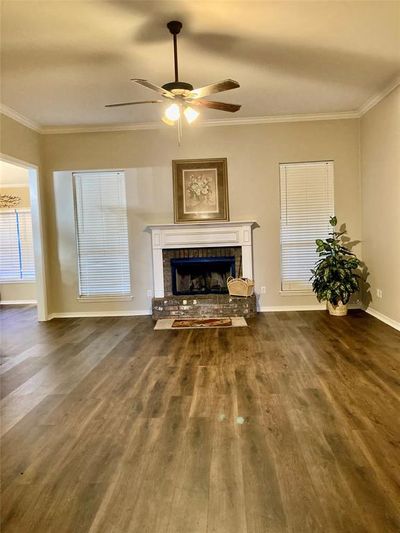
376, 288, 383, 298
260, 286, 266, 294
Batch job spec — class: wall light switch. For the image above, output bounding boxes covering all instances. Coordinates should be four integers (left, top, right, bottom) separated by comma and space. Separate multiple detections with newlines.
260, 286, 266, 294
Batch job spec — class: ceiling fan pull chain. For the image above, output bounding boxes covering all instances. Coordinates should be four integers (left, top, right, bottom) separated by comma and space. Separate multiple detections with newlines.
177, 116, 182, 146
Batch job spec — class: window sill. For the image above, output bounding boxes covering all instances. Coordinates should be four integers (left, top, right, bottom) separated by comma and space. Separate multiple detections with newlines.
279, 290, 314, 296
77, 295, 133, 303
0, 280, 36, 284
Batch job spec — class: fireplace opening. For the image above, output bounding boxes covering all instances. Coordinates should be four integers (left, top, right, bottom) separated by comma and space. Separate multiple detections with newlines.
171, 256, 236, 295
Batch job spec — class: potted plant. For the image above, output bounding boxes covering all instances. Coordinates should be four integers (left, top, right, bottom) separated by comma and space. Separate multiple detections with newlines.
310, 216, 361, 316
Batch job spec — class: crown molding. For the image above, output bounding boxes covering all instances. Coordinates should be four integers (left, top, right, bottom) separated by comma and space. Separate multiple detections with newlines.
40, 121, 163, 134
192, 110, 361, 128
358, 75, 400, 116
0, 104, 41, 132
1, 76, 399, 135
40, 110, 360, 134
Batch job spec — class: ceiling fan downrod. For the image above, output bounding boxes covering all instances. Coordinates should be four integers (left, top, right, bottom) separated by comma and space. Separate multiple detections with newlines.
163, 21, 193, 94
167, 20, 182, 82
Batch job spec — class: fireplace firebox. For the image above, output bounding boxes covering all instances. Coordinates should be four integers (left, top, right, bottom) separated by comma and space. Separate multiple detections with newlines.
171, 256, 235, 295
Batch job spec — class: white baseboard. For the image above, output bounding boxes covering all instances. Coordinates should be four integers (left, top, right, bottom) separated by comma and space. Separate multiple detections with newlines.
47, 309, 151, 320
364, 307, 400, 332
0, 300, 37, 305
258, 303, 361, 313
47, 304, 370, 320
259, 304, 325, 312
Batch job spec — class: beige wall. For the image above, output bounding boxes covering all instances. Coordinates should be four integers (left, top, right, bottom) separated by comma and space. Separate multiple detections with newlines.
42, 119, 361, 314
361, 86, 400, 323
0, 114, 41, 166
0, 283, 37, 302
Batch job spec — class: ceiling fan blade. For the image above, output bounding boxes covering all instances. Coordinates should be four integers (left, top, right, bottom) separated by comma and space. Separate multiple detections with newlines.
189, 99, 241, 112
131, 79, 175, 98
189, 79, 240, 99
105, 100, 163, 108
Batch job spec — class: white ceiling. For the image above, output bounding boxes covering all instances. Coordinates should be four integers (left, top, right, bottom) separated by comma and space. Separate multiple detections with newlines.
1, 1, 399, 127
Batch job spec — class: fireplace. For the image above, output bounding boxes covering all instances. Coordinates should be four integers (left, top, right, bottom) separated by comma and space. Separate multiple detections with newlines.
148, 221, 255, 298
162, 246, 242, 296
148, 221, 257, 318
171, 256, 235, 295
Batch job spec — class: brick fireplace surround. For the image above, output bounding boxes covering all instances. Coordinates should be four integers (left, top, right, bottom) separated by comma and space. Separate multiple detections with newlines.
147, 222, 257, 319
162, 246, 242, 296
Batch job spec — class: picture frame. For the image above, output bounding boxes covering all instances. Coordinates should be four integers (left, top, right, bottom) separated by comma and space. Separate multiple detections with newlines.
172, 158, 229, 223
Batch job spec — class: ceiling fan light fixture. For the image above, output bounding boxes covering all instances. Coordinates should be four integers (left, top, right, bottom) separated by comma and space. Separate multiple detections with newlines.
184, 106, 199, 124
106, 20, 240, 140
164, 103, 180, 123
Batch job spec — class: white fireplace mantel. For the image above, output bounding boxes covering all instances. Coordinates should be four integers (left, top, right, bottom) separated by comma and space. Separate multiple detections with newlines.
147, 221, 257, 298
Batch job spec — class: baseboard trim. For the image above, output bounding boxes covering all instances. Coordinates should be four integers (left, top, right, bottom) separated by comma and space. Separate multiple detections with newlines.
0, 300, 37, 305
47, 309, 151, 319
258, 303, 361, 312
259, 304, 324, 312
364, 307, 400, 332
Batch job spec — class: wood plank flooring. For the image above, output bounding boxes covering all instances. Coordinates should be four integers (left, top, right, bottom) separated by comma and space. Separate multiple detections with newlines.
1, 305, 399, 532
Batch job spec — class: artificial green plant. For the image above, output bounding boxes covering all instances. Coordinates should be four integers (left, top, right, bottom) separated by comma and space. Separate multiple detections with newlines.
310, 216, 361, 306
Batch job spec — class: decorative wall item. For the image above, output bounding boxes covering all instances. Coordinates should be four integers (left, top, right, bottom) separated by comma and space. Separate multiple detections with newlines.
0, 193, 22, 208
172, 158, 229, 223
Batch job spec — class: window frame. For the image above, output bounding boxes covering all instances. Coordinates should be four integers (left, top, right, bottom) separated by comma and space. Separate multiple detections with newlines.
279, 160, 335, 294
72, 170, 132, 301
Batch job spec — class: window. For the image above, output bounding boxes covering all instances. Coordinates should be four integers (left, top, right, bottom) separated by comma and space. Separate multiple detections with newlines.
280, 161, 334, 292
73, 171, 131, 298
0, 209, 35, 282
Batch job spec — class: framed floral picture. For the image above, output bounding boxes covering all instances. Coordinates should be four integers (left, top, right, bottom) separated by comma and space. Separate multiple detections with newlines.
172, 158, 229, 223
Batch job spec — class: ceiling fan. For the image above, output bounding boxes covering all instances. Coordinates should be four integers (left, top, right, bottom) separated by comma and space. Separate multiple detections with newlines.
105, 20, 241, 127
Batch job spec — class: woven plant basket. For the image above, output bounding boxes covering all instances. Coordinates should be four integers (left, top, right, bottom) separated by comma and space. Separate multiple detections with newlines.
327, 301, 348, 316
227, 277, 255, 297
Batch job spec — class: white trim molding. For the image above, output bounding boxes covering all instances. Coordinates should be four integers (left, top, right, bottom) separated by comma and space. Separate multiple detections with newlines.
258, 303, 361, 312
0, 104, 41, 132
48, 310, 151, 319
40, 111, 360, 134
358, 76, 400, 116
364, 307, 400, 332
0, 300, 37, 305
259, 304, 325, 312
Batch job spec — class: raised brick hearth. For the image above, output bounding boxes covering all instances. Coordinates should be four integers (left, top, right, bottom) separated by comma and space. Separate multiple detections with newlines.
152, 294, 257, 320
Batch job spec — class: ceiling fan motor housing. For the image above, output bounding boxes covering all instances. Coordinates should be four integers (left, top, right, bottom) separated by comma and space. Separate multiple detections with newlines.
162, 81, 194, 96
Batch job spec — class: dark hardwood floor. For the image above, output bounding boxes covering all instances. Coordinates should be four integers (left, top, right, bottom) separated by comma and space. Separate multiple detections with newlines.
1, 305, 399, 533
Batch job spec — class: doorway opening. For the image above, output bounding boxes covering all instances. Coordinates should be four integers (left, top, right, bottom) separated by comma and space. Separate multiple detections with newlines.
0, 156, 47, 321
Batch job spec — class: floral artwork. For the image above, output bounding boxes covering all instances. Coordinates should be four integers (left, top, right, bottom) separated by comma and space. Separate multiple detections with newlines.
183, 169, 218, 214
172, 158, 229, 223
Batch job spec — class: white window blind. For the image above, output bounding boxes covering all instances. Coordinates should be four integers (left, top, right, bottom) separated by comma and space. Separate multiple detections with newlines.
73, 171, 131, 298
0, 209, 35, 282
280, 161, 334, 292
